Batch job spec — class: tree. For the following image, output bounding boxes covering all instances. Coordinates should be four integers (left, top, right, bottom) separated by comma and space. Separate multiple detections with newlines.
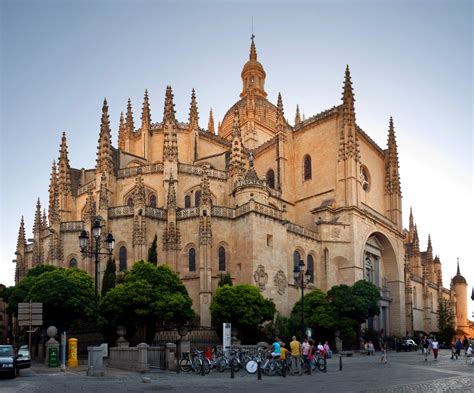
100, 261, 194, 342
210, 284, 275, 342
437, 298, 456, 345
218, 273, 233, 287
147, 234, 158, 265
101, 257, 116, 297
6, 266, 96, 330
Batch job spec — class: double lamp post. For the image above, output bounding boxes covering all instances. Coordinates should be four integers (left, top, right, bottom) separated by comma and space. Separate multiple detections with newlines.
79, 216, 115, 309
293, 259, 312, 339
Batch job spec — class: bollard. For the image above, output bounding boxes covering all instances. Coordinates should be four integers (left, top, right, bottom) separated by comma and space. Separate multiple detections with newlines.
323, 358, 327, 373
257, 360, 262, 380
230, 358, 235, 379
339, 355, 342, 371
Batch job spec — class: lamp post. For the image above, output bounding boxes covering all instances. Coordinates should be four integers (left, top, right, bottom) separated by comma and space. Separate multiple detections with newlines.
79, 217, 115, 309
293, 259, 311, 339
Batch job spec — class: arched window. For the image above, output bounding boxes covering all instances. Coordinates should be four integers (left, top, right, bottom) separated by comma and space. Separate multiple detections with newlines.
185, 195, 191, 208
218, 247, 226, 271
304, 155, 312, 180
149, 195, 157, 207
293, 250, 301, 271
195, 191, 201, 207
266, 169, 275, 189
69, 258, 77, 269
189, 248, 196, 272
119, 246, 127, 272
127, 197, 133, 207
307, 255, 314, 283
360, 165, 370, 191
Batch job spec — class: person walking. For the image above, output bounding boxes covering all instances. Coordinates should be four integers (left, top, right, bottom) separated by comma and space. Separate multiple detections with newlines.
431, 337, 439, 360
380, 343, 387, 364
306, 339, 315, 374
301, 338, 310, 373
455, 338, 462, 359
289, 336, 302, 376
423, 336, 430, 361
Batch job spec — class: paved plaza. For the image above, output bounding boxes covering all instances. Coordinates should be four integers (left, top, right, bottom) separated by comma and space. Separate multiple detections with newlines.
1, 350, 473, 392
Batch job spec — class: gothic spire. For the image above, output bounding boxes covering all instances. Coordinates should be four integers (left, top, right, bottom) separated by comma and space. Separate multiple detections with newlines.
96, 98, 113, 175
188, 88, 199, 131
208, 108, 215, 134
427, 234, 433, 261
413, 224, 420, 255
250, 35, 257, 61
141, 89, 151, 134
118, 112, 126, 150
385, 116, 401, 195
33, 198, 42, 234
125, 98, 135, 136
339, 65, 360, 162
229, 108, 246, 178
163, 86, 178, 161
17, 216, 26, 250
58, 132, 72, 195
295, 104, 301, 128
48, 160, 60, 224
409, 206, 414, 232
456, 258, 460, 275
276, 92, 284, 128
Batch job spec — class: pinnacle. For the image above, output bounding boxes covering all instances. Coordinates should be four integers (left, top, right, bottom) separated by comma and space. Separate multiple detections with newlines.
232, 108, 241, 137
277, 92, 284, 117
208, 108, 215, 134
250, 35, 257, 61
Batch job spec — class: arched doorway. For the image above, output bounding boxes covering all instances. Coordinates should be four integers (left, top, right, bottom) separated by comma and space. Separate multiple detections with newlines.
362, 232, 404, 336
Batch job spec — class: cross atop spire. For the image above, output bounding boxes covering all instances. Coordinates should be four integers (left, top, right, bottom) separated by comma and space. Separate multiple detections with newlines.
250, 34, 257, 61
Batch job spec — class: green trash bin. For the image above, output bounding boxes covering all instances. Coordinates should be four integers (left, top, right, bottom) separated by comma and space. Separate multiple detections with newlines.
48, 347, 59, 367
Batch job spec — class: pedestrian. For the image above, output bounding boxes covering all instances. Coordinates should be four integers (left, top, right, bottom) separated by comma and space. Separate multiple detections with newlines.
271, 337, 282, 358
289, 336, 303, 376
280, 343, 289, 369
380, 343, 387, 364
422, 336, 430, 361
431, 337, 439, 360
463, 336, 469, 351
306, 339, 315, 374
368, 341, 375, 355
301, 338, 310, 373
455, 338, 462, 359
323, 341, 331, 359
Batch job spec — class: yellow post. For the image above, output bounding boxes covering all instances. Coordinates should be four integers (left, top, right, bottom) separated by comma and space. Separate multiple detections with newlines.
67, 338, 78, 367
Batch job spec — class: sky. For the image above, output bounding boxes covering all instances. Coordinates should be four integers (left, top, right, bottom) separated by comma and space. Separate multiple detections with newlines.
1, 1, 472, 315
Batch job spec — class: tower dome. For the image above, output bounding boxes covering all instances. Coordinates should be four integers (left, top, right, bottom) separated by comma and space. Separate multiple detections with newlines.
240, 36, 267, 99
452, 258, 467, 285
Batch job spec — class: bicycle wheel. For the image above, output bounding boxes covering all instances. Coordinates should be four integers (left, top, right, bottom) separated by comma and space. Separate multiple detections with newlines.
217, 358, 227, 373
231, 357, 240, 373
203, 358, 211, 374
317, 357, 327, 372
192, 357, 203, 374
179, 358, 191, 372
245, 359, 258, 374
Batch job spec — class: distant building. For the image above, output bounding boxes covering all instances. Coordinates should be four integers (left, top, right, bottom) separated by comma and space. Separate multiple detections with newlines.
13, 37, 471, 336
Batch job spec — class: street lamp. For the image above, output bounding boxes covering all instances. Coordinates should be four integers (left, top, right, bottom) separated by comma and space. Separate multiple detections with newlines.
79, 216, 115, 309
293, 259, 311, 339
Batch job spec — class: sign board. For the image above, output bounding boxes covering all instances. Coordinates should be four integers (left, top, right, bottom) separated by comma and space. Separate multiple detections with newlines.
101, 343, 108, 358
223, 323, 231, 352
17, 302, 43, 327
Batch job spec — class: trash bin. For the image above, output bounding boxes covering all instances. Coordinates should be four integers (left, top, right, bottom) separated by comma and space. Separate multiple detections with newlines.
48, 347, 59, 367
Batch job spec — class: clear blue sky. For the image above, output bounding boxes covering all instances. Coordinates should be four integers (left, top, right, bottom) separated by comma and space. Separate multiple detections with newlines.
1, 0, 472, 313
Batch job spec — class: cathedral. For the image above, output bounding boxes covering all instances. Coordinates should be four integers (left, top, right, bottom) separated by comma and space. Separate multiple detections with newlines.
14, 38, 471, 337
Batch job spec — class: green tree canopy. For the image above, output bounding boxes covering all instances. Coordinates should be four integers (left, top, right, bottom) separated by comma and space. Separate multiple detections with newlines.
100, 261, 194, 341
210, 284, 276, 329
217, 273, 233, 287
437, 298, 456, 344
6, 266, 96, 329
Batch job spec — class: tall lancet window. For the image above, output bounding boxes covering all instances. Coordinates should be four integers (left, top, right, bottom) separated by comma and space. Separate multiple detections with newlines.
218, 247, 226, 271
303, 155, 312, 180
189, 248, 196, 272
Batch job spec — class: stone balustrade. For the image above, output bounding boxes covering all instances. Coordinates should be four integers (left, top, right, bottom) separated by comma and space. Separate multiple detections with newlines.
60, 221, 84, 232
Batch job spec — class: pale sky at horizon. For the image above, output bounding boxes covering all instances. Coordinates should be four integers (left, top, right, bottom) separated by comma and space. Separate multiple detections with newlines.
1, 1, 472, 316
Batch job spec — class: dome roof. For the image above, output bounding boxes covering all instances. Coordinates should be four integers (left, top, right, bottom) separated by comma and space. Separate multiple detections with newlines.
452, 274, 467, 285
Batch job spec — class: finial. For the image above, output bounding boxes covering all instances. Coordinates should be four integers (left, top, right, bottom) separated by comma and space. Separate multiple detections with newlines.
295, 104, 301, 127
249, 34, 257, 61
208, 108, 215, 134
456, 258, 460, 275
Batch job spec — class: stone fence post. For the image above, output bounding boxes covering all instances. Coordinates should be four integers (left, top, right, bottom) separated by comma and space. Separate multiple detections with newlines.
137, 343, 149, 372
165, 342, 176, 370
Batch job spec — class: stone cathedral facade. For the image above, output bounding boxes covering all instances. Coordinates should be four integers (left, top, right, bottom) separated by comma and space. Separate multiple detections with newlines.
14, 38, 471, 336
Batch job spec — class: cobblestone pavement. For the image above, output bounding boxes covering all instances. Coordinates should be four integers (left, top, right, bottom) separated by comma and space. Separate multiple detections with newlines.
0, 349, 473, 392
